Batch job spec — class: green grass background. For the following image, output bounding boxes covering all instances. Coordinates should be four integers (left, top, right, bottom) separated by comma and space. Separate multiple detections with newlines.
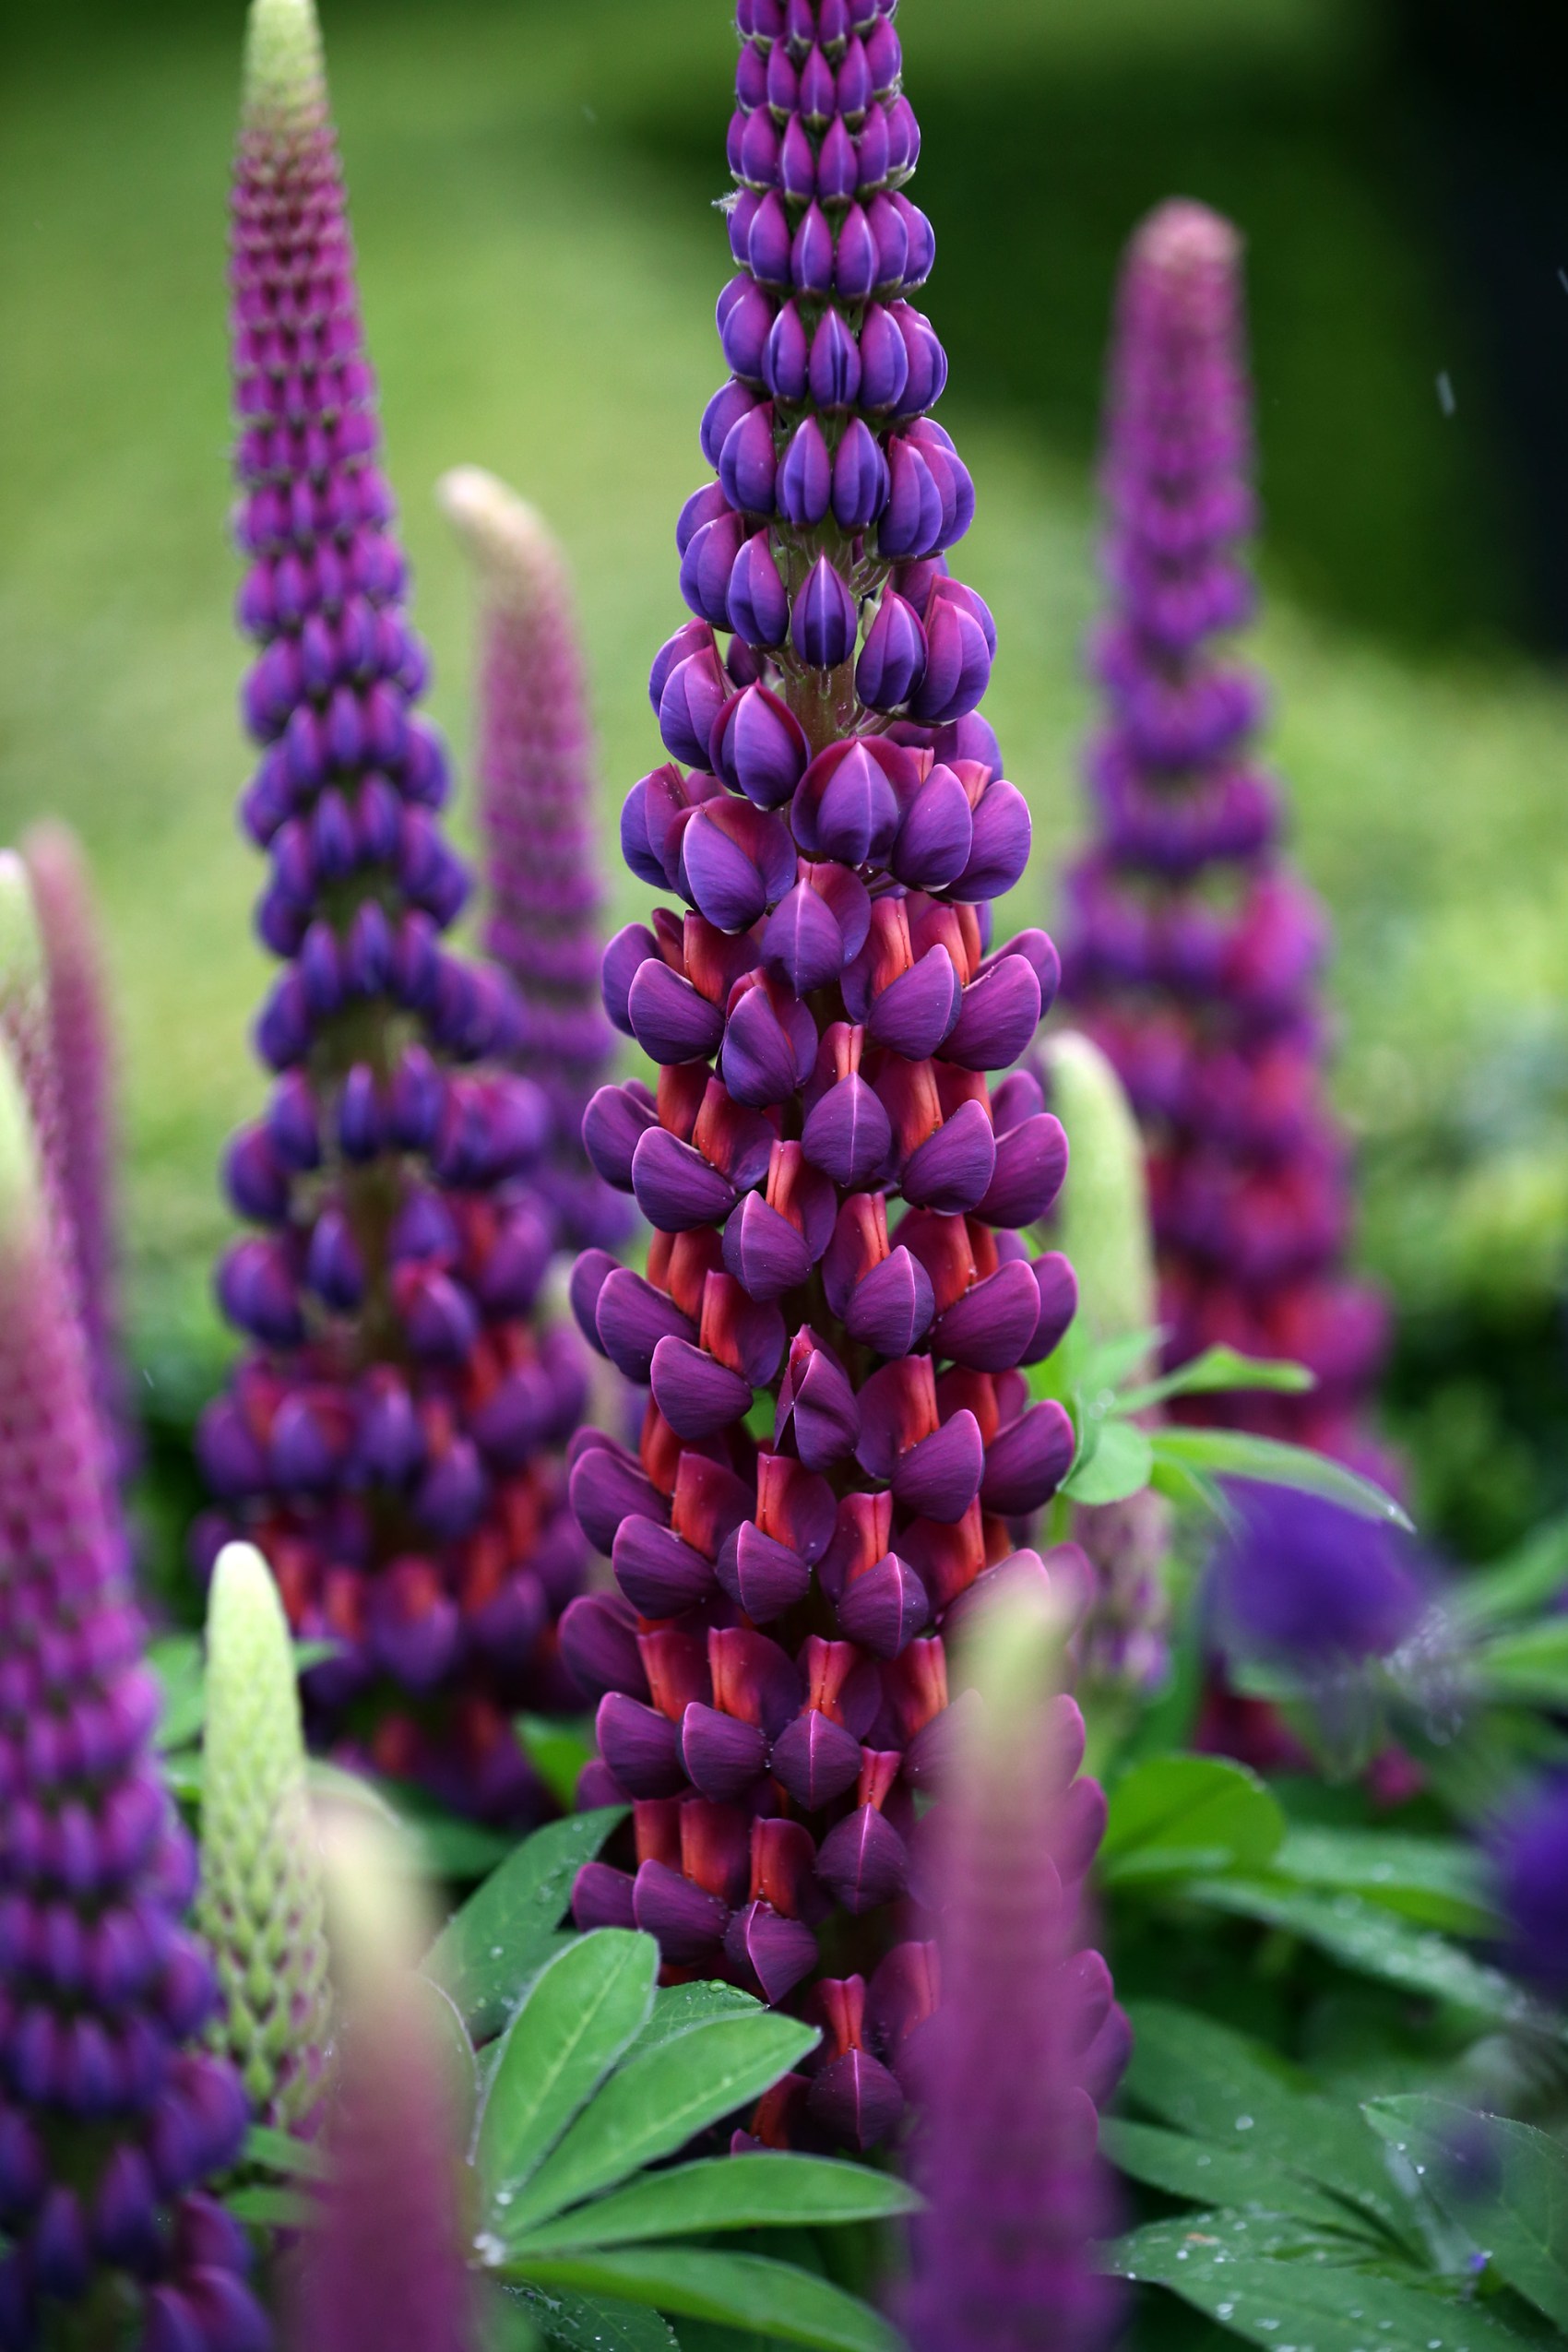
4, 0, 1567, 1556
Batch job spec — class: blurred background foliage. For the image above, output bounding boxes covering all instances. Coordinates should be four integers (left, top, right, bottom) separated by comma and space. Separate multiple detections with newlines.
4, 0, 1568, 1567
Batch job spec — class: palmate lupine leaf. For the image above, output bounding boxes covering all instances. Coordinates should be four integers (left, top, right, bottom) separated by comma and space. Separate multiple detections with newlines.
424, 1807, 627, 2040
1363, 2098, 1568, 2332
461, 1928, 906, 2352
1099, 1753, 1285, 1885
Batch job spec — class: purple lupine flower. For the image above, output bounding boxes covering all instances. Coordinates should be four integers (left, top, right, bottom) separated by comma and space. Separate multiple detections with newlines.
0, 1039, 266, 2351
903, 1579, 1127, 2352
1209, 1482, 1428, 1671
562, 0, 1080, 2152
1488, 1778, 1568, 2002
438, 468, 631, 1255
289, 1813, 473, 2352
20, 822, 136, 1480
195, 0, 590, 1822
1057, 199, 1386, 1467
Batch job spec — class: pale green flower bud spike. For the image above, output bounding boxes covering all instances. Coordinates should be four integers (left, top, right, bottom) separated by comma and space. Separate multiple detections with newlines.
197, 1540, 331, 2130
243, 0, 327, 129
1043, 1028, 1158, 1359
0, 1038, 44, 1263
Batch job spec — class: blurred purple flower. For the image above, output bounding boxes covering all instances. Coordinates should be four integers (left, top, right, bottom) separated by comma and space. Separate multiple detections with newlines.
1210, 1482, 1428, 1668
1489, 1778, 1568, 2002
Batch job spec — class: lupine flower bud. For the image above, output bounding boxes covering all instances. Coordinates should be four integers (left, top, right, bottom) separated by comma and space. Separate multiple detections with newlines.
196, 1542, 330, 2131
200, 0, 591, 1820
903, 1579, 1126, 2352
289, 1812, 473, 2352
1057, 200, 1386, 1467
20, 823, 135, 1480
567, 0, 1076, 2154
0, 1040, 266, 2349
437, 467, 628, 1253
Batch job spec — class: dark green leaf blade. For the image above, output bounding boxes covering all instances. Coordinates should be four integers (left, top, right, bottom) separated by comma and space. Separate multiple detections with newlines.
478, 1931, 658, 2217
1270, 1828, 1495, 1936
425, 1808, 627, 2041
505, 2249, 899, 2352
488, 2280, 681, 2352
1149, 1429, 1412, 1529
241, 2123, 328, 2180
1123, 2002, 1420, 2247
1363, 2097, 1568, 2329
1110, 2214, 1533, 2352
503, 2013, 819, 2233
1187, 1881, 1538, 2029
1101, 2119, 1372, 2236
1102, 1756, 1285, 1885
626, 1980, 763, 2059
505, 2154, 920, 2256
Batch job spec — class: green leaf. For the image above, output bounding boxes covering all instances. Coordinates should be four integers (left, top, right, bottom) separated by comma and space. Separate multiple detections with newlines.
1473, 1617, 1568, 1708
425, 1808, 627, 2041
148, 1634, 205, 1752
1363, 2097, 1568, 2329
479, 1932, 658, 2217
505, 2250, 898, 2352
1149, 1450, 1231, 1522
488, 2281, 679, 2352
414, 1972, 482, 2156
1148, 1429, 1413, 1530
626, 1979, 763, 2059
1101, 1755, 1286, 1885
1063, 1418, 1154, 1505
507, 2154, 920, 2256
1123, 2002, 1419, 2247
1109, 2213, 1532, 2352
242, 2122, 328, 2180
501, 2012, 820, 2234
1451, 1515, 1568, 1632
1117, 1347, 1316, 1414
224, 2182, 315, 2229
1187, 1881, 1538, 2029
1270, 1828, 1495, 1937
1101, 2119, 1370, 2236
1080, 1327, 1166, 1395
161, 1751, 203, 1803
517, 1716, 596, 1813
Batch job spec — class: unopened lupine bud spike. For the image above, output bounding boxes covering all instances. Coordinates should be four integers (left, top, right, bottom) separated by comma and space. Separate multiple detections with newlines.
903, 1581, 1126, 2352
1057, 198, 1388, 1468
438, 467, 628, 1252
1041, 1029, 1154, 1354
197, 1541, 331, 2131
203, 0, 592, 1820
563, 0, 1077, 2155
291, 1812, 474, 2352
0, 1040, 266, 2347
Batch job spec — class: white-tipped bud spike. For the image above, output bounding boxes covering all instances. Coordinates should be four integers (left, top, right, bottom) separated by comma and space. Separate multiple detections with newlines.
0, 1036, 44, 1261
243, 0, 327, 121
437, 464, 564, 620
198, 1540, 331, 2130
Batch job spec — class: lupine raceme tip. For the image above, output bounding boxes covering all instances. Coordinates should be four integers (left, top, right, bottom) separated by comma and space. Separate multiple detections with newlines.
438, 466, 629, 1255
562, 0, 1085, 2153
1057, 199, 1387, 1469
197, 0, 593, 1822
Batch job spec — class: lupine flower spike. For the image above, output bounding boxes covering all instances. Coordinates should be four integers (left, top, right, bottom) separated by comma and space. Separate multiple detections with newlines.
20, 824, 134, 1479
1042, 1031, 1170, 1709
197, 0, 592, 1819
438, 467, 629, 1254
564, 0, 1081, 2152
289, 1812, 474, 2352
1058, 199, 1386, 1467
197, 1540, 330, 2132
1490, 1776, 1568, 2004
0, 1039, 265, 2352
903, 1576, 1128, 2352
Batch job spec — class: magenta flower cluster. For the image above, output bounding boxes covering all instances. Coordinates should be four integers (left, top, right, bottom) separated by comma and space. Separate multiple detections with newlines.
195, 29, 589, 1819
1059, 201, 1385, 1464
561, 0, 1082, 2149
